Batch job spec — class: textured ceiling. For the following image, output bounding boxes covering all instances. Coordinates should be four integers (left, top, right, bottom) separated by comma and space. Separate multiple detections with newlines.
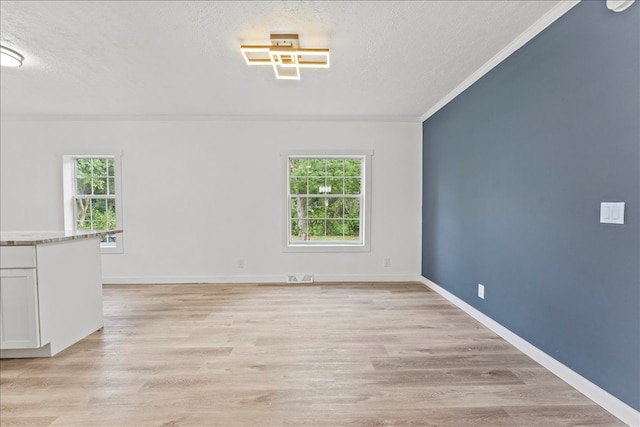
0, 1, 565, 120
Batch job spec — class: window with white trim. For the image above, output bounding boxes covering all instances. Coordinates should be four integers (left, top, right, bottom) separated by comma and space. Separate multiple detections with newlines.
63, 155, 123, 252
285, 152, 371, 251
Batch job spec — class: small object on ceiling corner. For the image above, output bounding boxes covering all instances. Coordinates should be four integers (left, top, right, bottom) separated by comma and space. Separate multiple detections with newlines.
0, 45, 24, 67
606, 0, 636, 12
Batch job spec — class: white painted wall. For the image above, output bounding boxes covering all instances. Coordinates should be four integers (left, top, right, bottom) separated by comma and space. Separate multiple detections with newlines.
0, 119, 422, 283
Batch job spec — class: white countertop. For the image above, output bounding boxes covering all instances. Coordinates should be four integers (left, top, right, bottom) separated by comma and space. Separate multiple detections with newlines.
0, 230, 123, 246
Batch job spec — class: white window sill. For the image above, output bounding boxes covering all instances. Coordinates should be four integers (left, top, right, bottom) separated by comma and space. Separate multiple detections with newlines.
100, 244, 123, 254
283, 243, 371, 253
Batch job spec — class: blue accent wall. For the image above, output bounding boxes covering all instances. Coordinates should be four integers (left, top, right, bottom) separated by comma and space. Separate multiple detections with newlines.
422, 1, 639, 410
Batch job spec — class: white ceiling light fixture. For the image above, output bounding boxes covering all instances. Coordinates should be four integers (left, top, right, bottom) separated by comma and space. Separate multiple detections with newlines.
606, 0, 636, 12
0, 45, 24, 67
241, 34, 329, 80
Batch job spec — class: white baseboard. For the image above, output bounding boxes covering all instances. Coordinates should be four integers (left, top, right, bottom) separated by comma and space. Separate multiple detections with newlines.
102, 275, 283, 284
313, 274, 422, 283
419, 276, 640, 427
102, 274, 422, 285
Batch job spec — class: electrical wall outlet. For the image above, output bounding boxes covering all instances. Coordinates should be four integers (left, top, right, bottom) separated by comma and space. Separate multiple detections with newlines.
384, 258, 391, 268
478, 284, 485, 299
237, 258, 245, 269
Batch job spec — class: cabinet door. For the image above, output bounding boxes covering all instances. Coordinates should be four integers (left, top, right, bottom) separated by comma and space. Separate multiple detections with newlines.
0, 269, 40, 349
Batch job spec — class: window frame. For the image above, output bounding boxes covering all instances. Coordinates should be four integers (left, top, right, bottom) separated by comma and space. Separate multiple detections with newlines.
62, 154, 124, 254
282, 149, 373, 253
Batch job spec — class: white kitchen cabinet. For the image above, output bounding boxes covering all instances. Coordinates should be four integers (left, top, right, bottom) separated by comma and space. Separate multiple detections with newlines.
0, 268, 40, 349
0, 230, 120, 358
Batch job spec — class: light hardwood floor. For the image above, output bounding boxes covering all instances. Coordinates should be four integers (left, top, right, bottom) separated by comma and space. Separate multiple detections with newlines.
0, 282, 623, 426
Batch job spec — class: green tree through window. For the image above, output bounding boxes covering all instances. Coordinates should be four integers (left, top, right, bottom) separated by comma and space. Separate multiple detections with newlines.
288, 157, 363, 244
74, 157, 117, 245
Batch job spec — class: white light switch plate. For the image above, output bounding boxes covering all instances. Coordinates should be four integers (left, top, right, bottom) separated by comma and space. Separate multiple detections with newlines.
600, 202, 625, 224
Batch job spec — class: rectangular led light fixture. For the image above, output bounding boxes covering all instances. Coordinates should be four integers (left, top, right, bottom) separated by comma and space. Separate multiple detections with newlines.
241, 34, 329, 80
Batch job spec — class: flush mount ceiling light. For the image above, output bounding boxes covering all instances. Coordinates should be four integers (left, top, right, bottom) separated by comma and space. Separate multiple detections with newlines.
0, 45, 24, 67
241, 34, 329, 80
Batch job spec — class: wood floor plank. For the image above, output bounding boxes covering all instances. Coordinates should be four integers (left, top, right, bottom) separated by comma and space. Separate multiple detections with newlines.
0, 282, 624, 426
0, 416, 59, 427
282, 407, 517, 426
505, 405, 623, 426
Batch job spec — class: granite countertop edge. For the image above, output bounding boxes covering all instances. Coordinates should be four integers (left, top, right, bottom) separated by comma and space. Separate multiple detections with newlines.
0, 230, 124, 246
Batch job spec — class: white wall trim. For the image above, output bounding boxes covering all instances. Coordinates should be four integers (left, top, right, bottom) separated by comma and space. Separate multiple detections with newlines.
314, 274, 422, 283
102, 274, 422, 285
419, 276, 640, 427
103, 275, 284, 285
0, 114, 421, 123
420, 0, 581, 122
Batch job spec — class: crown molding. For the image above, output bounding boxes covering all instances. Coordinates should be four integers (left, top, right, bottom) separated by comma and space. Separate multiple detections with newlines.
0, 113, 421, 123
421, 0, 581, 123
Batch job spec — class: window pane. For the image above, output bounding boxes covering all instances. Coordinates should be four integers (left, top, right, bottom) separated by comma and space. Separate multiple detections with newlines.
75, 198, 91, 225
344, 178, 361, 195
291, 197, 308, 220
76, 220, 92, 231
289, 158, 309, 177
100, 233, 117, 244
92, 158, 108, 177
93, 177, 108, 195
326, 159, 345, 177
71, 156, 119, 249
326, 177, 343, 195
291, 219, 310, 241
306, 178, 325, 195
344, 220, 360, 240
76, 158, 92, 178
307, 219, 326, 239
326, 198, 343, 219
90, 199, 107, 230
325, 220, 344, 240
345, 159, 361, 177
344, 198, 361, 219
76, 178, 91, 195
289, 177, 308, 195
307, 159, 327, 177
286, 155, 365, 247
307, 197, 326, 218
106, 199, 116, 224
